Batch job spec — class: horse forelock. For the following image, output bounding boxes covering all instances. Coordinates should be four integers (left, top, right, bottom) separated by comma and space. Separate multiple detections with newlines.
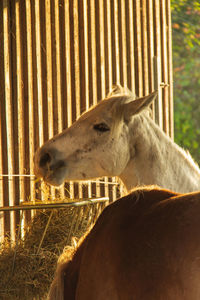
105, 84, 135, 99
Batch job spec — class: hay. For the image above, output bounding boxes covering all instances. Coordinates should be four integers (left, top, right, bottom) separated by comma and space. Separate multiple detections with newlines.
0, 206, 95, 300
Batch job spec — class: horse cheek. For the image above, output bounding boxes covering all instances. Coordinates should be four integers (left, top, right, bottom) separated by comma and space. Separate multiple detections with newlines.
108, 149, 128, 175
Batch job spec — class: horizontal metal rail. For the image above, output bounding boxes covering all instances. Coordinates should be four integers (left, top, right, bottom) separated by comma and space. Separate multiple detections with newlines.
0, 197, 109, 212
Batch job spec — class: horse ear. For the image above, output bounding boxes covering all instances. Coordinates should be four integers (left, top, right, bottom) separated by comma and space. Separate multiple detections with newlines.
124, 90, 158, 120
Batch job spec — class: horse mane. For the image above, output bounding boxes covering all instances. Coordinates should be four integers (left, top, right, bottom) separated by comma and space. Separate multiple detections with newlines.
175, 145, 200, 176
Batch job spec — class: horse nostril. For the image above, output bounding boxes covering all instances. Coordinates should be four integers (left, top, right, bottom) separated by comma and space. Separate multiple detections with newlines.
39, 152, 51, 168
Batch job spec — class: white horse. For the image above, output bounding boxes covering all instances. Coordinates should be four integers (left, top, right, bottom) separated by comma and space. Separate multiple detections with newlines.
34, 86, 200, 193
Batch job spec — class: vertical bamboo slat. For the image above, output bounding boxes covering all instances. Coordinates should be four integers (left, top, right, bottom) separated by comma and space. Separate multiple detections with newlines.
83, 0, 89, 111
121, 0, 127, 87
106, 0, 113, 90
64, 0, 72, 127
114, 0, 120, 84
134, 0, 143, 96
166, 0, 174, 139
35, 0, 44, 147
73, 0, 81, 119
0, 1, 5, 241
90, 0, 97, 105
142, 0, 149, 95
161, 0, 169, 135
54, 0, 63, 134
147, 0, 155, 119
147, 0, 155, 92
3, 0, 16, 240
45, 0, 54, 140
26, 0, 35, 203
154, 0, 163, 129
16, 0, 25, 204
99, 0, 106, 96
35, 0, 46, 202
128, 0, 135, 93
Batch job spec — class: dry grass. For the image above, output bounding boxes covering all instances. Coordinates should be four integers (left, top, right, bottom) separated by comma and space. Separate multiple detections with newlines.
0, 205, 100, 300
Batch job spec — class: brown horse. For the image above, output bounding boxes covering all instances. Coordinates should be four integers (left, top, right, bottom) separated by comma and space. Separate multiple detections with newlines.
48, 186, 200, 300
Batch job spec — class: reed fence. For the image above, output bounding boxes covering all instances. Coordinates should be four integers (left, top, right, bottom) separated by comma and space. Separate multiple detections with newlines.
0, 0, 173, 241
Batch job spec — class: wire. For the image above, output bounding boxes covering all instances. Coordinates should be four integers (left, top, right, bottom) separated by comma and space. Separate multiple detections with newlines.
0, 175, 120, 185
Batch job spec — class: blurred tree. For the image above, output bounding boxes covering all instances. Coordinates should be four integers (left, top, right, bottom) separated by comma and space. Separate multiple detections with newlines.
171, 0, 200, 164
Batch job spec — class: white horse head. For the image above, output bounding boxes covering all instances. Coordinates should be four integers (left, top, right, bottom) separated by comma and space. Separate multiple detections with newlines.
34, 86, 157, 187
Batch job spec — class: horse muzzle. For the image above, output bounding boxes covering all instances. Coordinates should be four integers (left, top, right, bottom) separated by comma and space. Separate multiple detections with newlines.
34, 147, 67, 186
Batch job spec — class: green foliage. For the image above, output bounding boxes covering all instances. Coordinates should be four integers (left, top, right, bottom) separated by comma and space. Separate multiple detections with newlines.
171, 0, 200, 164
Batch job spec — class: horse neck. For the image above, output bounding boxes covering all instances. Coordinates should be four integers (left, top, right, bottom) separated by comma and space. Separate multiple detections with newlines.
119, 113, 200, 193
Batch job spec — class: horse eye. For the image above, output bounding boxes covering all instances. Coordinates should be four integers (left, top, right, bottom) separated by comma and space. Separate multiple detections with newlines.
93, 123, 110, 132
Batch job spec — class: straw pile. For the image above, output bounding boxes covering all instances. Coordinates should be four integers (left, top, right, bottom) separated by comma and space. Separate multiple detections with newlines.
0, 207, 96, 300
